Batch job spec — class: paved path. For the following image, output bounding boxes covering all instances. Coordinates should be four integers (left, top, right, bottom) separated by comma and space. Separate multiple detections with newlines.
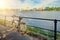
24, 34, 39, 40
0, 25, 39, 40
5, 31, 30, 40
5, 31, 39, 40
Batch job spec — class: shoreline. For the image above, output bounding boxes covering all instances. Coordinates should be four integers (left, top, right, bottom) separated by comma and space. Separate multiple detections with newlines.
21, 10, 60, 12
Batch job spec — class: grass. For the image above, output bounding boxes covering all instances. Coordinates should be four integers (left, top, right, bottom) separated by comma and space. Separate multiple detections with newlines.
0, 19, 4, 24
25, 25, 60, 40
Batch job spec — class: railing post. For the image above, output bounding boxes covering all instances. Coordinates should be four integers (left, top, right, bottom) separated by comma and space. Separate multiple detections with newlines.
54, 19, 57, 40
12, 16, 15, 25
4, 16, 6, 26
17, 16, 22, 32
11, 15, 16, 25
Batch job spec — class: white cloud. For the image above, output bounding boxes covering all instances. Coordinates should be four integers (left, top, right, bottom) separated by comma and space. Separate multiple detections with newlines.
0, 0, 57, 9
33, 0, 56, 8
22, 0, 56, 8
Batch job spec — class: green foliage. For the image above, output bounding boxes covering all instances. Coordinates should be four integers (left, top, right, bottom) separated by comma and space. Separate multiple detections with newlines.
44, 7, 60, 11
0, 19, 4, 24
26, 25, 48, 37
26, 25, 60, 40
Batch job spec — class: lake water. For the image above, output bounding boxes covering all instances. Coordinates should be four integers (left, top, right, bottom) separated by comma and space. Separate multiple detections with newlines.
16, 11, 60, 31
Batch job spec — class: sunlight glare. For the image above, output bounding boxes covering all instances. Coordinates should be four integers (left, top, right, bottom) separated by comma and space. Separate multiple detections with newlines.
0, 0, 7, 9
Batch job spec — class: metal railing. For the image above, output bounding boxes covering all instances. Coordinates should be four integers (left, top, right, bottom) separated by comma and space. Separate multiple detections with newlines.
21, 17, 59, 40
0, 15, 60, 40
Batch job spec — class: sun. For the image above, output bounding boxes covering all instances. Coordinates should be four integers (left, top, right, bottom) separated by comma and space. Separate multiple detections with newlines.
0, 0, 7, 9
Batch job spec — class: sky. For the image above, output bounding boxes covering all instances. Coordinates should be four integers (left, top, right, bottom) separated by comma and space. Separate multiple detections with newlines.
0, 0, 60, 9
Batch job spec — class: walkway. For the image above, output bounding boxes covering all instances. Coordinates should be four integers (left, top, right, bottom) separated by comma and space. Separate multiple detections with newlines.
0, 25, 39, 40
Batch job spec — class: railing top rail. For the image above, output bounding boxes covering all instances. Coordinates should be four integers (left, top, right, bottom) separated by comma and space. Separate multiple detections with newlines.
21, 17, 60, 21
0, 15, 60, 21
